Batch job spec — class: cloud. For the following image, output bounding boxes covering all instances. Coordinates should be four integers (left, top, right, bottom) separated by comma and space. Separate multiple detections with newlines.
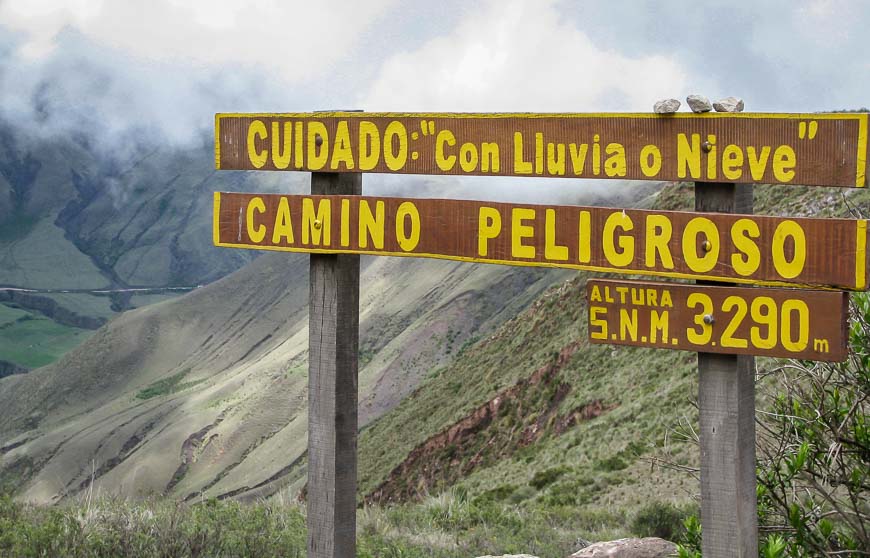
360, 0, 691, 112
556, 0, 870, 112
1, 0, 396, 80
0, 0, 397, 152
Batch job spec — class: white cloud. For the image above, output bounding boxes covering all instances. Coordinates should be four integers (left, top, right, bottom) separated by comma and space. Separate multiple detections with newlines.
361, 0, 690, 112
795, 0, 859, 45
0, 0, 401, 151
0, 0, 396, 80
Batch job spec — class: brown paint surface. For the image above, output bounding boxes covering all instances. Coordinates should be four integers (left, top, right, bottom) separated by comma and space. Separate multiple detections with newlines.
215, 112, 869, 187
214, 192, 869, 290
586, 279, 848, 361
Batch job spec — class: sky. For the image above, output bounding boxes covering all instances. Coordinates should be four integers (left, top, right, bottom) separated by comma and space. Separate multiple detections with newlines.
0, 0, 867, 199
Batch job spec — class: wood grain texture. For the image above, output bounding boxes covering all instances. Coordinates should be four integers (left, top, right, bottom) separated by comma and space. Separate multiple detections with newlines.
695, 182, 758, 558
586, 279, 849, 361
214, 192, 870, 290
215, 112, 869, 187
699, 351, 757, 558
308, 172, 361, 558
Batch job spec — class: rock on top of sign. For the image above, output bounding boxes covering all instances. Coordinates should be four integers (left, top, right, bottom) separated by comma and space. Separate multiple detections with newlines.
653, 99, 681, 114
713, 96, 745, 112
686, 94, 712, 113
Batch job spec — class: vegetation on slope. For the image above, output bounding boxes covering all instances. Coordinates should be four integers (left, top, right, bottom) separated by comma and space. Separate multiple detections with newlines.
353, 180, 870, 552
0, 303, 93, 370
675, 292, 870, 557
1, 178, 867, 555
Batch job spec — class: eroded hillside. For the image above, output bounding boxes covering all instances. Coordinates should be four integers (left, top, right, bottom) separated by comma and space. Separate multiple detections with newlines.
0, 251, 566, 503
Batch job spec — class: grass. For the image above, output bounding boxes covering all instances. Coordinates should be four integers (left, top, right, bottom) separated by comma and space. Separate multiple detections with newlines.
0, 493, 309, 557
0, 213, 38, 242
358, 268, 700, 515
356, 180, 864, 545
0, 491, 475, 558
0, 488, 636, 557
43, 292, 117, 320
135, 368, 204, 400
0, 218, 108, 290
0, 303, 93, 369
2, 180, 864, 555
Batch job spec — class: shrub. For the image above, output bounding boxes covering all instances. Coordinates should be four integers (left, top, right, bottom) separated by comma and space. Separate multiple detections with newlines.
595, 455, 627, 472
677, 292, 870, 556
473, 484, 517, 505
631, 501, 689, 540
529, 466, 570, 489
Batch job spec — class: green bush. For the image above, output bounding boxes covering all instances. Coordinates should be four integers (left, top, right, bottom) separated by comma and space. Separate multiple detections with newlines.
473, 484, 517, 505
135, 368, 200, 400
508, 485, 536, 504
595, 455, 628, 472
677, 292, 870, 557
529, 466, 570, 489
631, 501, 690, 540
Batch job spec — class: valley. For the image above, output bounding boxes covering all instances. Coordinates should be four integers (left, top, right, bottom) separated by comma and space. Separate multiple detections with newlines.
1, 116, 868, 555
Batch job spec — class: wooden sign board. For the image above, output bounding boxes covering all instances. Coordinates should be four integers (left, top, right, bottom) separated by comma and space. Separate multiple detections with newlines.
215, 112, 868, 187
586, 279, 849, 361
213, 192, 869, 291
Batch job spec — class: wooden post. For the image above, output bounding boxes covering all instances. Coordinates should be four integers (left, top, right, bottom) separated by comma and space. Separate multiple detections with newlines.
308, 172, 362, 558
695, 182, 758, 557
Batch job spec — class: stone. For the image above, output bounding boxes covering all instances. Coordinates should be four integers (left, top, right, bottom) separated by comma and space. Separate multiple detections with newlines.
686, 94, 712, 113
713, 96, 745, 112
653, 99, 681, 114
569, 537, 677, 557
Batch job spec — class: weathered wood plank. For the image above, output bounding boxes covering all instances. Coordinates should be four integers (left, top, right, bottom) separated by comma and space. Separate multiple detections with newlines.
215, 112, 870, 187
308, 172, 362, 558
585, 279, 849, 362
213, 192, 870, 291
695, 182, 758, 558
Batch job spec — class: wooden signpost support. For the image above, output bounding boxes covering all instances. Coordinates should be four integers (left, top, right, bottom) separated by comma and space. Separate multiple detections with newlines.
695, 182, 757, 557
213, 110, 869, 558
308, 172, 361, 558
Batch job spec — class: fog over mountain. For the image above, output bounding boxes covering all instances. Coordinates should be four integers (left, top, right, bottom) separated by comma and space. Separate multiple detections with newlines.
1, 7, 868, 557
3, 1, 864, 196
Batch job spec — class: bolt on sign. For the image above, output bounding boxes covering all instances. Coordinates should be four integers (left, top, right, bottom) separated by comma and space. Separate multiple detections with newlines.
213, 192, 870, 291
215, 112, 869, 187
585, 279, 849, 361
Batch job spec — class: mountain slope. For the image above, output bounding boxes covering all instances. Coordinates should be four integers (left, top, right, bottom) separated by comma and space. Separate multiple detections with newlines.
0, 120, 296, 370
354, 182, 870, 514
0, 122, 276, 292
0, 251, 567, 503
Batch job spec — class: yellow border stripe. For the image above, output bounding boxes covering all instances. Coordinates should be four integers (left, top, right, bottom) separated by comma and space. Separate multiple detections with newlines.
215, 111, 868, 185
215, 111, 869, 122
857, 220, 867, 290
857, 113, 868, 187
213, 192, 221, 246
214, 114, 221, 170
212, 238, 856, 291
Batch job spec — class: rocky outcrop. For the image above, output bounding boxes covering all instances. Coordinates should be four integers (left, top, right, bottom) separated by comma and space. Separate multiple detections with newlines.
366, 341, 617, 504
569, 537, 677, 557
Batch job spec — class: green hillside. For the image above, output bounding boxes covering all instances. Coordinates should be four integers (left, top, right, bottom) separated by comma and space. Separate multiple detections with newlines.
0, 303, 93, 370
0, 251, 568, 506
0, 121, 293, 368
1, 169, 867, 555
341, 181, 870, 553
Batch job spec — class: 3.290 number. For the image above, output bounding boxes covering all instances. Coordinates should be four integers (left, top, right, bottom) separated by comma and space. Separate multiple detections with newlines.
686, 294, 809, 352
